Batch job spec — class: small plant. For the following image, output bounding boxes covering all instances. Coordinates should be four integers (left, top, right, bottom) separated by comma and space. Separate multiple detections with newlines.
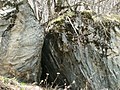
39, 72, 76, 90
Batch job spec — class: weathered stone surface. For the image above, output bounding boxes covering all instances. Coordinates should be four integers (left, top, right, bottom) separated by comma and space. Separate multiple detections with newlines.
41, 11, 120, 90
0, 0, 120, 90
0, 1, 44, 82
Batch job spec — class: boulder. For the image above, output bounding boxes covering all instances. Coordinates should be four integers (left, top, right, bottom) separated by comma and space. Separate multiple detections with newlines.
0, 0, 44, 82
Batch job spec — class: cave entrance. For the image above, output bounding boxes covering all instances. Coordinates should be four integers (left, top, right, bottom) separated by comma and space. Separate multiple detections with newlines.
38, 33, 67, 87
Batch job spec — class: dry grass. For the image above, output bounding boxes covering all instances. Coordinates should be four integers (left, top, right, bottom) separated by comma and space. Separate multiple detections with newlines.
0, 76, 61, 90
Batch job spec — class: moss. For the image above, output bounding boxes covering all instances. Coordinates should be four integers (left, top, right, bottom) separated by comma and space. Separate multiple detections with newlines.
93, 14, 120, 23
103, 14, 120, 23
48, 10, 75, 26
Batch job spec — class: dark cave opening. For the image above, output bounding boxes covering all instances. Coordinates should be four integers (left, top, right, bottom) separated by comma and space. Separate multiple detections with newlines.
38, 33, 68, 88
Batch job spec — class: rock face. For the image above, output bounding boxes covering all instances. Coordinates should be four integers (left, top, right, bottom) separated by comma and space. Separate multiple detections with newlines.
41, 11, 120, 89
0, 0, 120, 90
36, 0, 120, 89
0, 1, 44, 82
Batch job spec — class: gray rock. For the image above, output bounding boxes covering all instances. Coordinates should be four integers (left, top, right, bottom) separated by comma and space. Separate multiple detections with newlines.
0, 1, 44, 82
41, 12, 120, 90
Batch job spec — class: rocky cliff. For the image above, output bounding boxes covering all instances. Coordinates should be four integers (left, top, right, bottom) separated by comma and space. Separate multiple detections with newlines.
0, 0, 44, 82
0, 0, 120, 90
41, 10, 120, 89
